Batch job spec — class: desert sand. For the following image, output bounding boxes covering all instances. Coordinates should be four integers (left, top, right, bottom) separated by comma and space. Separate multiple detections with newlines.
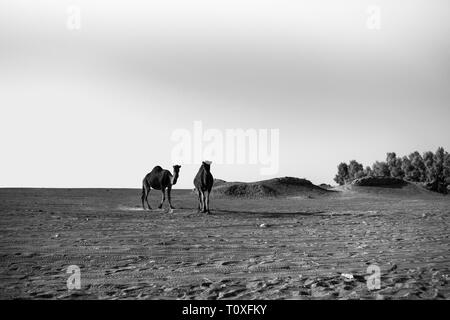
0, 184, 448, 299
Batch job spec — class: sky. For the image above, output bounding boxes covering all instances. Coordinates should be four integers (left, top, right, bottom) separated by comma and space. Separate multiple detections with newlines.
1, 0, 449, 188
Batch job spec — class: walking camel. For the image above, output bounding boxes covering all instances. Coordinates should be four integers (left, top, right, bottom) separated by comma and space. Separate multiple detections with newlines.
194, 161, 214, 214
141, 165, 181, 212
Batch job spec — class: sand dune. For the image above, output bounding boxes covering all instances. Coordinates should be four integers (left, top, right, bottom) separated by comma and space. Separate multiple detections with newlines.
333, 179, 444, 199
212, 177, 333, 198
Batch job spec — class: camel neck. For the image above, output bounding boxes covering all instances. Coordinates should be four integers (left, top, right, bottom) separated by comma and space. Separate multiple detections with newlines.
171, 172, 179, 185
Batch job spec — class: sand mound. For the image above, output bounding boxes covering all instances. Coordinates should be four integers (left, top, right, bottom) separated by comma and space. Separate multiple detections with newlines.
352, 177, 407, 187
216, 183, 278, 197
334, 178, 442, 198
212, 177, 332, 198
213, 179, 227, 187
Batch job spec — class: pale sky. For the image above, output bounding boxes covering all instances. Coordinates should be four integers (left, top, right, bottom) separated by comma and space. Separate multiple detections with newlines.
1, 0, 449, 188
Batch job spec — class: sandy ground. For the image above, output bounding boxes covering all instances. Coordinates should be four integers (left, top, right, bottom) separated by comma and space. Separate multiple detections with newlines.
0, 188, 449, 299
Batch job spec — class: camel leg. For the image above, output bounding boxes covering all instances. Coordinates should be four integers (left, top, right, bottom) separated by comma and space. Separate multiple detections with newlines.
168, 186, 175, 211
206, 191, 211, 214
146, 188, 152, 210
201, 191, 207, 213
199, 191, 204, 212
141, 187, 146, 210
143, 185, 152, 210
197, 190, 202, 212
158, 188, 166, 209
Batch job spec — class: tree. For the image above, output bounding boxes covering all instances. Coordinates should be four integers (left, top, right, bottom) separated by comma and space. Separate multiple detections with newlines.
434, 147, 445, 179
372, 161, 390, 177
363, 166, 373, 177
348, 160, 365, 180
335, 149, 449, 194
334, 162, 349, 185
423, 151, 435, 183
444, 151, 450, 183
408, 151, 426, 182
401, 156, 414, 180
416, 148, 448, 194
386, 152, 404, 178
433, 147, 447, 193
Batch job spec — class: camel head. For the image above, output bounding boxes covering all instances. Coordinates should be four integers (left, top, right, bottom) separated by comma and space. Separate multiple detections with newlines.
202, 161, 212, 172
172, 165, 181, 184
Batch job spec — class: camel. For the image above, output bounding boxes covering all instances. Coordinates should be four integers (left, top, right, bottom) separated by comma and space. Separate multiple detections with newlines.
141, 165, 181, 212
194, 161, 214, 213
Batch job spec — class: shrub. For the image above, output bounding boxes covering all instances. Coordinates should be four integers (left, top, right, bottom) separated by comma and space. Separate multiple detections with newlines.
334, 147, 449, 194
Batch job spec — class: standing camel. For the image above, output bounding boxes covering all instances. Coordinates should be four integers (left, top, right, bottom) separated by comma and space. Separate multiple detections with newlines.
141, 165, 181, 212
194, 161, 214, 214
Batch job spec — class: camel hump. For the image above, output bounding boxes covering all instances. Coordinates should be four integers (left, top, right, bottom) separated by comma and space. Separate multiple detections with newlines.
152, 166, 163, 172
144, 166, 164, 180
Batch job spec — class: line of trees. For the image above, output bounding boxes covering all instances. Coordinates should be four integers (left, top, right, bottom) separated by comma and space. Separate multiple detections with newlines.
334, 147, 450, 194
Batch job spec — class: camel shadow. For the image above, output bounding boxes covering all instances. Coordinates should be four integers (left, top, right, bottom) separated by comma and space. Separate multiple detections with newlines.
211, 209, 327, 217
152, 206, 327, 217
